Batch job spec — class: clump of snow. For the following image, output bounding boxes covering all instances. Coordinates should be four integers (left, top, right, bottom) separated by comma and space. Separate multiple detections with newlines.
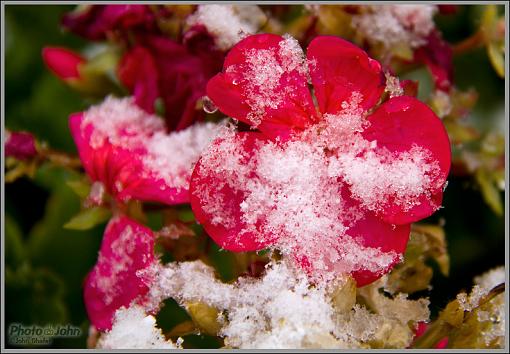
224, 35, 309, 126
453, 266, 505, 347
144, 259, 429, 349
330, 144, 441, 213
351, 5, 438, 49
81, 96, 223, 192
186, 5, 266, 51
472, 266, 505, 347
97, 305, 179, 349
384, 72, 404, 98
143, 122, 223, 190
82, 96, 165, 150
474, 266, 505, 291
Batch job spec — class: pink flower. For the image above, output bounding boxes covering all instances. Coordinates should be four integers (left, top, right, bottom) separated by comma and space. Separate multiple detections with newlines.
5, 130, 37, 160
42, 46, 85, 81
190, 34, 451, 286
62, 5, 158, 41
118, 33, 224, 131
69, 96, 220, 206
83, 215, 157, 331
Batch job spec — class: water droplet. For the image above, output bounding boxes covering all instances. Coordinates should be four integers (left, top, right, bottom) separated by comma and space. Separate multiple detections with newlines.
202, 96, 218, 114
232, 78, 239, 86
490, 314, 501, 324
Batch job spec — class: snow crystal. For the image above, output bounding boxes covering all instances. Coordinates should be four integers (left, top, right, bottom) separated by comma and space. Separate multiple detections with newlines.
97, 305, 178, 349
456, 266, 506, 347
384, 72, 404, 98
351, 5, 438, 49
82, 96, 165, 150
186, 5, 265, 51
143, 122, 223, 190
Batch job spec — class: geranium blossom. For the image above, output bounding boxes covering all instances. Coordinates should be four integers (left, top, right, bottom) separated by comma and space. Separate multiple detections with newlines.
70, 96, 221, 205
190, 34, 451, 286
84, 215, 157, 331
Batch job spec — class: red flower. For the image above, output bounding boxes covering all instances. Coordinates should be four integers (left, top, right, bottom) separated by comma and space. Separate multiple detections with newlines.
190, 34, 451, 286
69, 96, 220, 206
5, 130, 37, 160
118, 34, 224, 131
84, 215, 157, 331
62, 5, 157, 41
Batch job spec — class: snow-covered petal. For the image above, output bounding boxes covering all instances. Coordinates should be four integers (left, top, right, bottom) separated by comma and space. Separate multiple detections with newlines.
360, 96, 451, 224
70, 97, 221, 205
84, 216, 157, 331
207, 33, 318, 140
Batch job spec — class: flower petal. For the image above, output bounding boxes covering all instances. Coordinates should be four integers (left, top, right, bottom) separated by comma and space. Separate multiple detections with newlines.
206, 33, 317, 139
118, 46, 160, 115
361, 95, 451, 224
414, 30, 453, 92
293, 185, 410, 287
70, 97, 219, 205
84, 216, 156, 331
190, 131, 277, 251
307, 35, 386, 115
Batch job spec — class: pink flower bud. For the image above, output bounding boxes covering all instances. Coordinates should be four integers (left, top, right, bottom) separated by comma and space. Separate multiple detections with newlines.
42, 46, 85, 81
5, 130, 37, 160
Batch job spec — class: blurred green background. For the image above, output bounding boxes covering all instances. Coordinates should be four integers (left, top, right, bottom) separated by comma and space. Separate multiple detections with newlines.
3, 5, 505, 348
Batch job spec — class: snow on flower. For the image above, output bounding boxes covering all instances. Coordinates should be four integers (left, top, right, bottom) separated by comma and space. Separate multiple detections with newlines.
97, 305, 179, 349
351, 5, 438, 49
70, 96, 222, 205
84, 216, 158, 331
190, 34, 451, 286
186, 5, 266, 51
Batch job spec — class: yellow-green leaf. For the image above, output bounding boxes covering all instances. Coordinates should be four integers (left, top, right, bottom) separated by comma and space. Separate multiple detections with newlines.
63, 206, 111, 230
475, 168, 503, 216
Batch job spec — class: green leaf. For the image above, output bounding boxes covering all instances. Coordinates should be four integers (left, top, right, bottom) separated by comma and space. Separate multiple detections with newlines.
5, 263, 68, 326
5, 214, 27, 268
66, 178, 91, 199
64, 206, 111, 230
487, 42, 504, 78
